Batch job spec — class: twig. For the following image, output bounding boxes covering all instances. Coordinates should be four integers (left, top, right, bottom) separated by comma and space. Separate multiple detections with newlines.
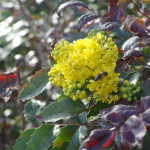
131, 0, 150, 19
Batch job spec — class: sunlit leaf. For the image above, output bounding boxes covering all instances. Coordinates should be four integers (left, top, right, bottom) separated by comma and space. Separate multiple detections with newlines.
18, 68, 50, 101
37, 98, 85, 122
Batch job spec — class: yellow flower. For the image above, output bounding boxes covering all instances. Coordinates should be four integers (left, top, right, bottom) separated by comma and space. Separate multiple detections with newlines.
48, 32, 120, 103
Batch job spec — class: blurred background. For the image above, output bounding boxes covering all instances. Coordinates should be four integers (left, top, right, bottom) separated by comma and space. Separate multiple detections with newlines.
0, 0, 149, 149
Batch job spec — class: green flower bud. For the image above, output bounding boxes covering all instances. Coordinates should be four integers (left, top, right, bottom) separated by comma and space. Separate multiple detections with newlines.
127, 98, 132, 101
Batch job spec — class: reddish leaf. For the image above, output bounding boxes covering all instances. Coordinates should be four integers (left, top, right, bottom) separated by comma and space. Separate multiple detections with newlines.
121, 16, 149, 37
81, 129, 116, 150
131, 18, 149, 37
123, 50, 143, 59
57, 1, 89, 17
77, 14, 100, 31
0, 72, 17, 94
115, 59, 128, 73
120, 115, 146, 148
107, 1, 124, 22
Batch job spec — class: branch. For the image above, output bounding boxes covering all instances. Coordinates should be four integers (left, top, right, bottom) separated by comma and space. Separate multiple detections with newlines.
131, 0, 150, 19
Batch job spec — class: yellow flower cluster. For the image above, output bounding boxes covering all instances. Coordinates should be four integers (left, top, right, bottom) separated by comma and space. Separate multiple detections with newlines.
48, 32, 120, 103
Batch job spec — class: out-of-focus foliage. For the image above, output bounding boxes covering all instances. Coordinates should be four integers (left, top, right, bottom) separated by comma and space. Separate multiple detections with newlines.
0, 0, 150, 149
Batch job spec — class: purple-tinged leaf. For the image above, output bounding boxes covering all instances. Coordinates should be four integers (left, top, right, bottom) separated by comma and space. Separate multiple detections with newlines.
114, 132, 130, 150
106, 112, 124, 125
120, 115, 146, 148
81, 129, 116, 150
123, 50, 143, 60
77, 14, 100, 31
139, 108, 150, 127
100, 22, 120, 31
107, 1, 124, 22
131, 20, 150, 37
141, 96, 150, 110
115, 59, 128, 73
121, 15, 138, 35
100, 105, 140, 122
57, 1, 89, 17
122, 36, 141, 52
121, 16, 149, 37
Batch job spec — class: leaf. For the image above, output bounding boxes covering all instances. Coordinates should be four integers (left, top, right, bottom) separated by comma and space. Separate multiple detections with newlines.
87, 101, 112, 118
121, 16, 149, 37
124, 71, 141, 84
77, 14, 100, 31
52, 125, 79, 149
71, 111, 87, 124
120, 115, 146, 148
139, 108, 150, 127
37, 98, 85, 122
0, 72, 17, 94
123, 50, 143, 60
142, 47, 150, 64
19, 68, 50, 101
107, 1, 124, 22
142, 131, 150, 150
67, 126, 88, 150
26, 124, 59, 150
57, 1, 89, 17
13, 129, 35, 150
100, 22, 120, 31
122, 36, 141, 52
141, 96, 150, 110
24, 100, 42, 126
140, 79, 150, 97
100, 105, 140, 122
81, 129, 116, 150
115, 59, 128, 73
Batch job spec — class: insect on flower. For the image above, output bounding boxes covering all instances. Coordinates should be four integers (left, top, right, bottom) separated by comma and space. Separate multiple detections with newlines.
94, 72, 108, 81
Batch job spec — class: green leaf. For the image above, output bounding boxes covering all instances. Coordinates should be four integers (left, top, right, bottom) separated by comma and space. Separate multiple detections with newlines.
142, 131, 150, 150
140, 79, 150, 97
24, 100, 42, 126
87, 101, 112, 118
52, 125, 79, 150
142, 47, 150, 63
13, 128, 35, 150
37, 98, 85, 122
66, 126, 88, 150
19, 68, 50, 101
26, 124, 59, 150
71, 112, 87, 124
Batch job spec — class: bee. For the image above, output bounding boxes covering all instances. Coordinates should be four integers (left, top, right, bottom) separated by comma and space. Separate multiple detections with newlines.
94, 72, 108, 81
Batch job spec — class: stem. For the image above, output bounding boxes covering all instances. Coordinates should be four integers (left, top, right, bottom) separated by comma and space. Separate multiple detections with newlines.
131, 0, 150, 19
